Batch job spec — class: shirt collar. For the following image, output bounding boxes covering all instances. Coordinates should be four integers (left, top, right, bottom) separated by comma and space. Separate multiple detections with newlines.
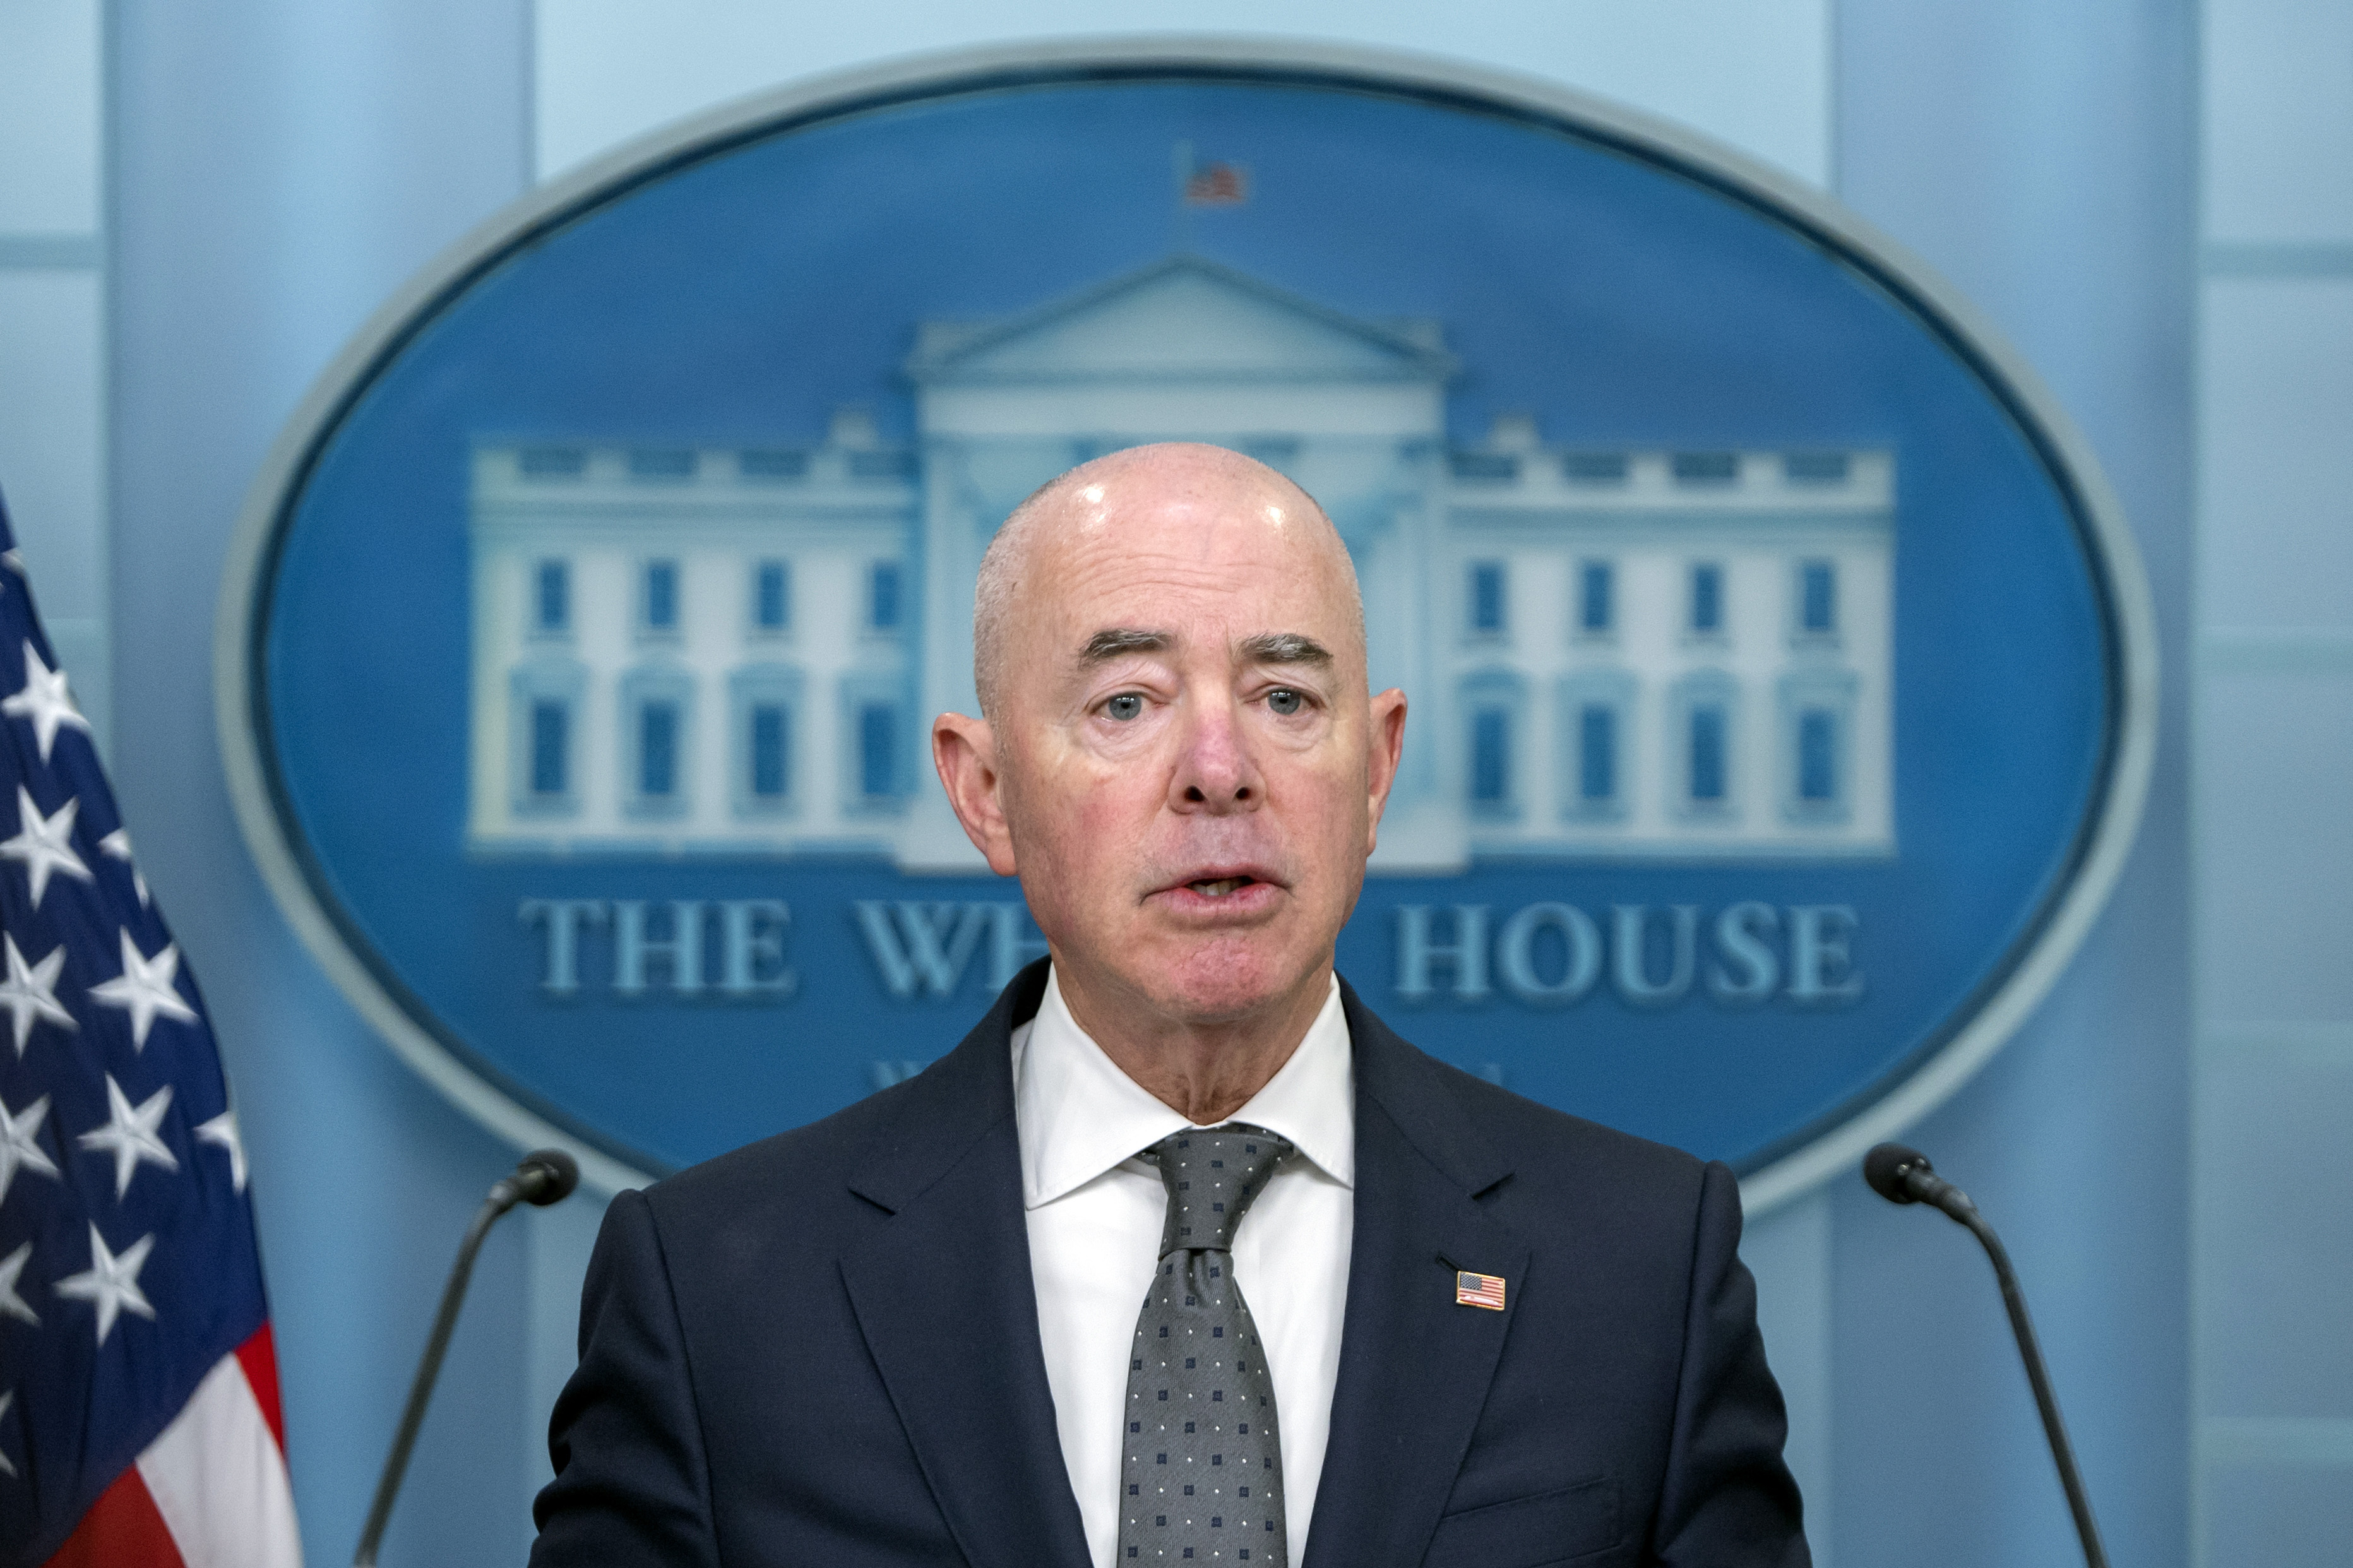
1013, 965, 1355, 1210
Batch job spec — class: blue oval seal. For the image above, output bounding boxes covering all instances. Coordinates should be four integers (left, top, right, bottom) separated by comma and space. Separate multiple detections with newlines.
217, 40, 2154, 1207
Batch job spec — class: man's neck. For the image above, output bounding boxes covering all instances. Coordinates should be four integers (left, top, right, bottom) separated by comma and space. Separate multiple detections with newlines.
1051, 959, 1334, 1125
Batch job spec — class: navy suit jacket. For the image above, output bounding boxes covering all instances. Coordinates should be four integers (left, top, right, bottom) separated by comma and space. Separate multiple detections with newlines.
530, 963, 1808, 1566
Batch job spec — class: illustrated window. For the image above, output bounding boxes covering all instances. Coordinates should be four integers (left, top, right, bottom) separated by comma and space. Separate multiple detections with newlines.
641, 559, 681, 635
1578, 561, 1614, 636
1468, 561, 1506, 636
1689, 562, 1724, 635
532, 559, 569, 635
752, 559, 790, 634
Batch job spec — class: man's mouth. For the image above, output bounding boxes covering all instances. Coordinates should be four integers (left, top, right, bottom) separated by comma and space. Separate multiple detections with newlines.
1187, 876, 1258, 899
1155, 864, 1282, 912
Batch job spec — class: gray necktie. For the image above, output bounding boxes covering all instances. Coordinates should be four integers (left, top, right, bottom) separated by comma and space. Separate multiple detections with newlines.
1119, 1124, 1295, 1565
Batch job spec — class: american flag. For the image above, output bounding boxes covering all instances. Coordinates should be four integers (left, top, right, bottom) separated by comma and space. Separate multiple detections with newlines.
1455, 1270, 1507, 1312
0, 492, 300, 1567
1184, 160, 1249, 206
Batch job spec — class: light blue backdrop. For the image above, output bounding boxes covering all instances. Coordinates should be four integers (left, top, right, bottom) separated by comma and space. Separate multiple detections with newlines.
102, 3, 2203, 1565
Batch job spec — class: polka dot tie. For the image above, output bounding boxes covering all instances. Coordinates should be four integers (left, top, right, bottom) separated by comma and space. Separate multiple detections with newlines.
1117, 1124, 1294, 1566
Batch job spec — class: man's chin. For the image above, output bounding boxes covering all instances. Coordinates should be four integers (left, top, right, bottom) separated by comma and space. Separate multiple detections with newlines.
1127, 937, 1324, 1026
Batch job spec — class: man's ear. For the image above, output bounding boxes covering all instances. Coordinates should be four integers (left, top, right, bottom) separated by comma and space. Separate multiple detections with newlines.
1362, 687, 1408, 857
932, 711, 1020, 876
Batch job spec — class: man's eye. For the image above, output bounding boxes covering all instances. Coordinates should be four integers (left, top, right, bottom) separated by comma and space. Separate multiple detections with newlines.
1267, 689, 1304, 716
1104, 693, 1145, 722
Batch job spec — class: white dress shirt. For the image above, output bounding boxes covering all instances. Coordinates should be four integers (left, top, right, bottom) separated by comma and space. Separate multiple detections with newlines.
1011, 966, 1355, 1568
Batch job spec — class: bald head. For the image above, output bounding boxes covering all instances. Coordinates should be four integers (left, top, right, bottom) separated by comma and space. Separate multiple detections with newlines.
972, 444, 1362, 720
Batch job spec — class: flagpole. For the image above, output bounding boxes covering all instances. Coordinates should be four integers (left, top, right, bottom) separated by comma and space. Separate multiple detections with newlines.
1171, 140, 1194, 254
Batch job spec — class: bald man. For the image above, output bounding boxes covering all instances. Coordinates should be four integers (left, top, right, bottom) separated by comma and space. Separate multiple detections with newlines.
530, 446, 1809, 1568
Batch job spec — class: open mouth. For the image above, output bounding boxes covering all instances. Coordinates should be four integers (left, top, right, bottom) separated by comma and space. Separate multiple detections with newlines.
1187, 876, 1258, 899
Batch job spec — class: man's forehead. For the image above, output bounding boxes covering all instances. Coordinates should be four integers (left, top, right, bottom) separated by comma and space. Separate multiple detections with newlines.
1042, 458, 1323, 561
975, 444, 1366, 705
1039, 525, 1353, 641
1053, 512, 1320, 579
1045, 496, 1348, 600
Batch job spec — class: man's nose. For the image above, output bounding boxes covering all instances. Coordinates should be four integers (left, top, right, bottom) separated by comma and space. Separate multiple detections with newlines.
1167, 697, 1265, 814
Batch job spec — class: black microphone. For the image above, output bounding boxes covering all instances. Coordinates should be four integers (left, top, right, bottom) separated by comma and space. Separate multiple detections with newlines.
354, 1149, 582, 1566
1862, 1143, 2109, 1568
1862, 1139, 1975, 1218
495, 1146, 581, 1209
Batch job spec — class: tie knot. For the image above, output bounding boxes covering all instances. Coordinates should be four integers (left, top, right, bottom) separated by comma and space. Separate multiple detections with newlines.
1145, 1123, 1292, 1256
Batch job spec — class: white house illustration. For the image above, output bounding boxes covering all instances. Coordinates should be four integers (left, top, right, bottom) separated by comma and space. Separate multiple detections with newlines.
467, 256, 1894, 870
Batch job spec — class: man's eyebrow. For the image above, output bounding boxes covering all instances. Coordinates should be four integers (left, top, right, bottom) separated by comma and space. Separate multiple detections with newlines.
1238, 632, 1333, 667
1079, 627, 1174, 663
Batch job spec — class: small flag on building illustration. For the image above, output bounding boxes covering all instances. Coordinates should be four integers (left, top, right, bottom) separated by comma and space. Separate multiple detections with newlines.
1184, 160, 1249, 206
0, 488, 301, 1565
1172, 140, 1250, 209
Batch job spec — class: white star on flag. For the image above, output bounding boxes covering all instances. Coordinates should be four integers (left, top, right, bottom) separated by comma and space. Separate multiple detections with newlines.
0, 1240, 35, 1327
88, 929, 198, 1048
0, 1091, 61, 1205
0, 785, 92, 908
196, 1107, 247, 1193
76, 1075, 179, 1199
99, 826, 150, 906
54, 1223, 157, 1346
0, 932, 74, 1056
0, 639, 91, 763
0, 1390, 15, 1479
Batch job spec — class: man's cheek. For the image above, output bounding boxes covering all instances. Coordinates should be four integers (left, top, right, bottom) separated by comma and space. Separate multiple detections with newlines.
1075, 768, 1154, 831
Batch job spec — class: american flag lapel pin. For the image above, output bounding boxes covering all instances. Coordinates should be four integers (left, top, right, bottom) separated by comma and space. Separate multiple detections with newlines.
1455, 1269, 1507, 1311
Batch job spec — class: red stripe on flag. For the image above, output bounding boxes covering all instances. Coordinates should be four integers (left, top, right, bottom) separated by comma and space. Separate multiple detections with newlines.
234, 1322, 288, 1451
42, 1466, 190, 1568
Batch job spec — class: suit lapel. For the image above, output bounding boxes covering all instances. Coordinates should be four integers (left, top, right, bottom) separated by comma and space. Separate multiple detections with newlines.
1303, 984, 1529, 1568
838, 963, 1093, 1568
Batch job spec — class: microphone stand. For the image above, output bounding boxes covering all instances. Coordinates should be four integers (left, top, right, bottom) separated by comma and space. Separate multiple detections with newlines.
354, 1149, 580, 1567
1864, 1144, 2109, 1568
1948, 1203, 2109, 1568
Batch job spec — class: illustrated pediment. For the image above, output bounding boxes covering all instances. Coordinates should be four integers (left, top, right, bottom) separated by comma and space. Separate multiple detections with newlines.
907, 256, 1455, 386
